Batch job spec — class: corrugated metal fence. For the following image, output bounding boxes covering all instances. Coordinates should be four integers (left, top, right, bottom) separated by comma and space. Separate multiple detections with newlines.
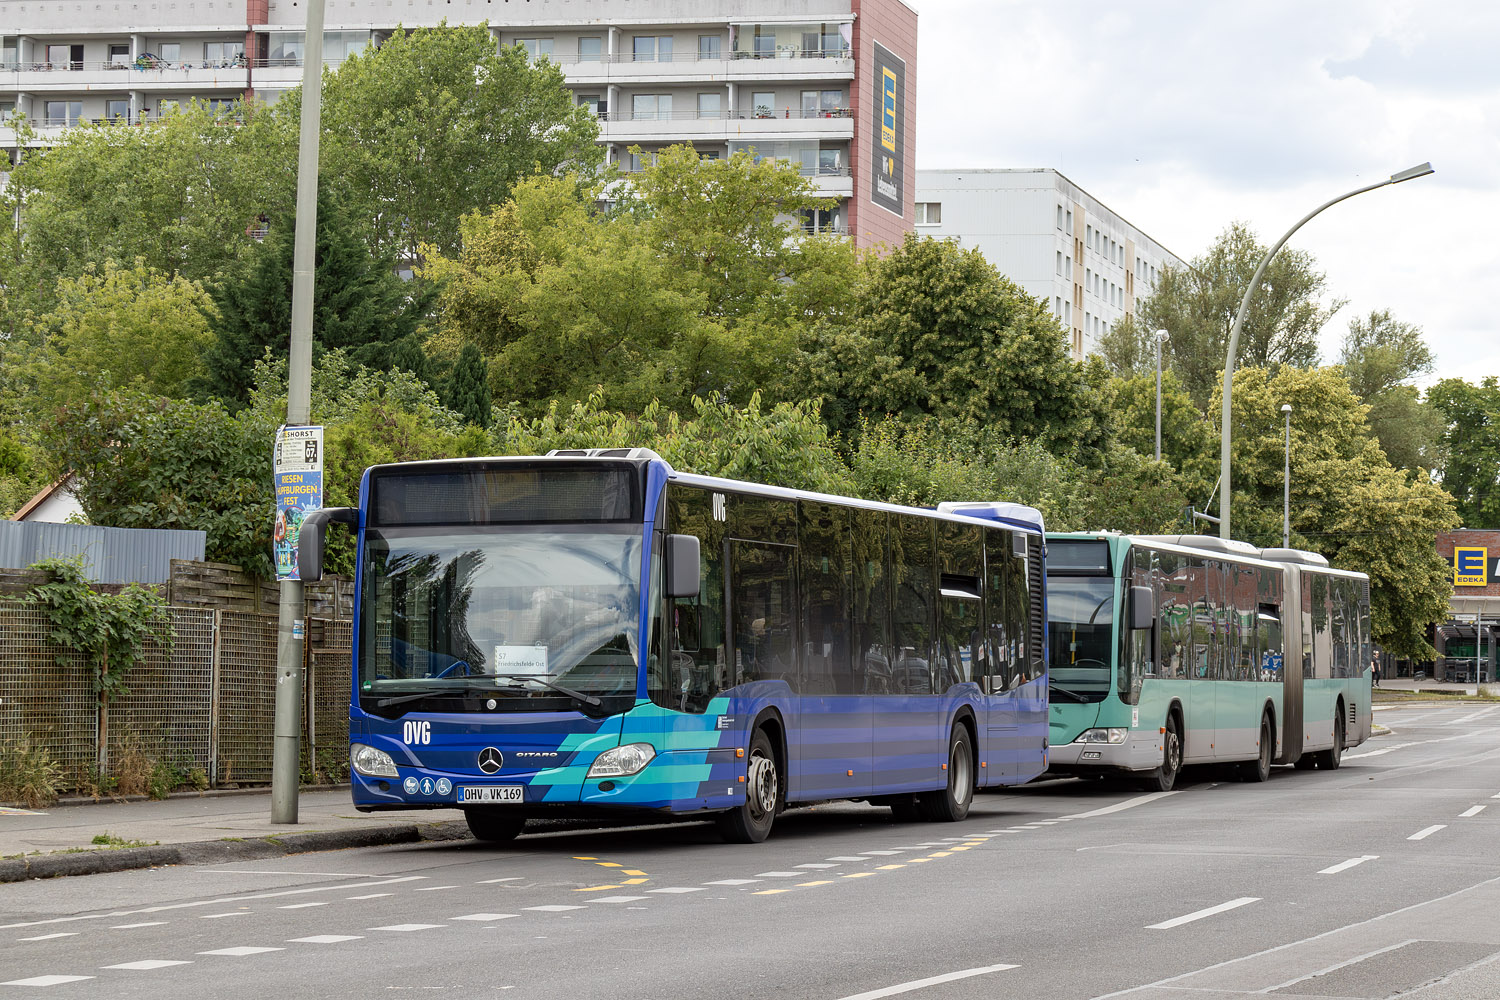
0, 522, 206, 585
0, 600, 352, 789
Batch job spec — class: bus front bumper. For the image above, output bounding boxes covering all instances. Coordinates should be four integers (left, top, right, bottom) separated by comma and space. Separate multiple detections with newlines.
1046, 731, 1163, 773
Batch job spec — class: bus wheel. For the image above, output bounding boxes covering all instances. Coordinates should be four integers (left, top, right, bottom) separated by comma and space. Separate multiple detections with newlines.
464, 809, 526, 843
1140, 714, 1181, 792
1315, 711, 1345, 770
918, 724, 974, 822
1293, 755, 1317, 770
1239, 714, 1273, 783
717, 728, 780, 843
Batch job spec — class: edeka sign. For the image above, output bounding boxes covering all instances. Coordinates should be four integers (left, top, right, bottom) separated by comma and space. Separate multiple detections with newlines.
273, 425, 324, 581
869, 42, 905, 216
1454, 546, 1489, 587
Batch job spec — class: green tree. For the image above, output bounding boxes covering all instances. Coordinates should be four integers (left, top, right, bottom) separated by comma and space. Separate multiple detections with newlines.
1106, 370, 1217, 485
1428, 376, 1500, 528
806, 233, 1106, 458
293, 23, 603, 264
1139, 223, 1344, 408
1215, 366, 1458, 659
201, 188, 432, 407
1337, 309, 1442, 470
29, 260, 216, 409
443, 343, 493, 428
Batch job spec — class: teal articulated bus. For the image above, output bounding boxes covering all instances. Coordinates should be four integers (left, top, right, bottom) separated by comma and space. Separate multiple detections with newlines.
1044, 533, 1372, 790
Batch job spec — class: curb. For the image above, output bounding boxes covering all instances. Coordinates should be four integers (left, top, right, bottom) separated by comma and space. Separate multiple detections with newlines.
0, 819, 471, 885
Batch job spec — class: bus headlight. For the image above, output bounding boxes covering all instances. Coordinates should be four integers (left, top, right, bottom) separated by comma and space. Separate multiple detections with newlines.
588, 743, 656, 778
351, 743, 399, 778
1074, 728, 1128, 745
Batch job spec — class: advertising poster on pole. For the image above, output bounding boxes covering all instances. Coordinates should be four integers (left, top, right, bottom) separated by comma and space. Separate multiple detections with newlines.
274, 424, 324, 581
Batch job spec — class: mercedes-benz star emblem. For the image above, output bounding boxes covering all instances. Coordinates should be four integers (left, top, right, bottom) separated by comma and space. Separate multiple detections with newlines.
477, 747, 504, 774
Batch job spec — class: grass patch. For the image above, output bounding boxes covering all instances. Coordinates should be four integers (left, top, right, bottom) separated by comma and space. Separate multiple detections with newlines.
1373, 687, 1500, 703
88, 832, 157, 849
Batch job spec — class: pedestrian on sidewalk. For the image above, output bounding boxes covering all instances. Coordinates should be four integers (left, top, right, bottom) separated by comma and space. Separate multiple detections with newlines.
1371, 655, 1381, 687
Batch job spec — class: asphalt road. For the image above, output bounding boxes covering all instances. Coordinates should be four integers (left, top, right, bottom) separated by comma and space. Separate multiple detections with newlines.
5, 703, 1500, 999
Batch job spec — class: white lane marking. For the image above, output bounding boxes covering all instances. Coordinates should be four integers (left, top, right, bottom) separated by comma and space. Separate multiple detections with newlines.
1146, 897, 1260, 930
1461, 805, 1486, 818
18, 933, 78, 941
110, 923, 168, 930
198, 946, 284, 956
200, 912, 247, 919
1318, 855, 1379, 875
1491, 792, 1500, 799
347, 893, 392, 900
860, 850, 904, 856
476, 877, 523, 884
277, 902, 328, 910
103, 960, 192, 970
797, 863, 838, 869
414, 885, 457, 891
1450, 706, 1500, 725
201, 869, 381, 877
1076, 843, 1130, 853
833, 962, 1020, 1000
450, 914, 516, 922
1063, 791, 1180, 821
524, 905, 584, 912
755, 871, 801, 877
1346, 729, 1490, 760
369, 924, 446, 932
590, 896, 648, 903
1409, 825, 1447, 841
826, 856, 870, 862
0, 975, 95, 986
0, 876, 428, 930
1263, 939, 1423, 994
704, 879, 761, 886
648, 887, 704, 894
289, 935, 364, 943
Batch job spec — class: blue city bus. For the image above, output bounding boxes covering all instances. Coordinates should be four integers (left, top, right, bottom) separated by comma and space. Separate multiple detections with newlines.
298, 449, 1050, 843
1044, 533, 1372, 790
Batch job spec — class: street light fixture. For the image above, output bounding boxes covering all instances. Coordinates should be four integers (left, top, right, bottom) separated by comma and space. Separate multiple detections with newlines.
1217, 162, 1435, 539
1154, 329, 1169, 462
1281, 404, 1292, 548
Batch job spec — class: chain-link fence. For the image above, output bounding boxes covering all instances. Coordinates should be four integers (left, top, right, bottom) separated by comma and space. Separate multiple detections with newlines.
0, 601, 352, 792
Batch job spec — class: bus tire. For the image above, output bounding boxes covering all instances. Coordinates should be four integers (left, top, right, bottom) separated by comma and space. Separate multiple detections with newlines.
1315, 709, 1345, 770
463, 809, 526, 843
1239, 713, 1273, 783
1139, 712, 1181, 792
918, 723, 975, 822
716, 728, 781, 843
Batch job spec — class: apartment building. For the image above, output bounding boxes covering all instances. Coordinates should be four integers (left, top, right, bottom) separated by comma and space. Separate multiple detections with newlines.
915, 168, 1185, 359
1, 0, 917, 247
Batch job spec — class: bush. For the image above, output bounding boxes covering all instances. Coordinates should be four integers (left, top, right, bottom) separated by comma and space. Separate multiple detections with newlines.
0, 738, 64, 808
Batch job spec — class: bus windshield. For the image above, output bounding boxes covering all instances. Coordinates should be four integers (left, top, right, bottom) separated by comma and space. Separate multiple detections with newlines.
1046, 575, 1115, 703
359, 527, 643, 704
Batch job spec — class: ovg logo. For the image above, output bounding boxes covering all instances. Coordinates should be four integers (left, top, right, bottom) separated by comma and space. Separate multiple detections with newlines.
1454, 547, 1488, 587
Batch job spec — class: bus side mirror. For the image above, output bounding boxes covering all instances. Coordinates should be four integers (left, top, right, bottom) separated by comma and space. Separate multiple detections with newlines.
297, 507, 357, 582
1129, 585, 1155, 631
665, 534, 701, 598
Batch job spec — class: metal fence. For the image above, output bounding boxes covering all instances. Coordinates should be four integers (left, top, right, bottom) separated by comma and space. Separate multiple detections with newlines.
0, 600, 351, 792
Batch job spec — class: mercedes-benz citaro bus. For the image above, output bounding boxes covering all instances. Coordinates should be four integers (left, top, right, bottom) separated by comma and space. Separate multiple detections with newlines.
297, 450, 1050, 844
1044, 532, 1372, 791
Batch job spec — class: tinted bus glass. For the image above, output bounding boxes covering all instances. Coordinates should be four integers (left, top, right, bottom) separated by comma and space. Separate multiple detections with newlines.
1047, 540, 1110, 574
371, 463, 641, 527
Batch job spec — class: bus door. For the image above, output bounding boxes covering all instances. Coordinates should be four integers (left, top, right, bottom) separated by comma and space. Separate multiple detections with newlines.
790, 502, 873, 800
1181, 555, 1218, 762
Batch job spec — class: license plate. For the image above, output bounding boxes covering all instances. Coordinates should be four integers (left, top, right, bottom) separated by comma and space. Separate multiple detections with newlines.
460, 785, 524, 804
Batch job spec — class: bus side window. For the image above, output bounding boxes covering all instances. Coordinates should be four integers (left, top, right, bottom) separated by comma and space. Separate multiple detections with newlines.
983, 530, 1011, 693
660, 485, 727, 714
851, 508, 892, 694
800, 501, 852, 695
892, 515, 935, 695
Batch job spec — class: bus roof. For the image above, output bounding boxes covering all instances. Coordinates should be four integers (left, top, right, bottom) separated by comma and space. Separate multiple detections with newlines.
1046, 530, 1368, 580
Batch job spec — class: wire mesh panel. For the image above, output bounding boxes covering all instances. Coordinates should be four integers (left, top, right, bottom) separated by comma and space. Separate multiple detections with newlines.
215, 611, 278, 784
107, 608, 216, 780
0, 599, 97, 783
307, 618, 353, 783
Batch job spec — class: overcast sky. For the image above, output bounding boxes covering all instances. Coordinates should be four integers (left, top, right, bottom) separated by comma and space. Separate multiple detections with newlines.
912, 0, 1499, 385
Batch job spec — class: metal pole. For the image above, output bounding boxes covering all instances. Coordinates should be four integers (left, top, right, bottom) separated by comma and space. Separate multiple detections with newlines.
1154, 329, 1168, 462
1217, 163, 1434, 539
271, 0, 325, 825
1281, 404, 1292, 547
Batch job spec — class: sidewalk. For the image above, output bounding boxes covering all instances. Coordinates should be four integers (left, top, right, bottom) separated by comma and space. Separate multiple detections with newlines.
1376, 677, 1496, 697
0, 788, 469, 884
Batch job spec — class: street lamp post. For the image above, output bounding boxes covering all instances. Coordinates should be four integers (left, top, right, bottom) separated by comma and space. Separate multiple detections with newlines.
1281, 403, 1292, 548
1217, 162, 1435, 540
1154, 329, 1169, 462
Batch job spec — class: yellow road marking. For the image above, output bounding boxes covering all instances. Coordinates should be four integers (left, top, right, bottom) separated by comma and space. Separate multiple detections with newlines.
950, 846, 971, 852
842, 872, 875, 878
928, 851, 952, 857
622, 870, 648, 877
622, 878, 649, 885
909, 858, 931, 863
753, 889, 789, 895
877, 864, 905, 870
594, 862, 623, 868
574, 885, 623, 892
796, 880, 833, 887
573, 856, 598, 861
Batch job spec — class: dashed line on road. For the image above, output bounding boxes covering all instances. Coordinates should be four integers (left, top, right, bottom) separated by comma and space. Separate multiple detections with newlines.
1318, 855, 1378, 875
1460, 805, 1486, 818
1409, 824, 1447, 841
0, 975, 94, 987
197, 946, 284, 956
1146, 897, 1260, 930
289, 935, 364, 943
103, 960, 191, 971
833, 962, 1020, 1000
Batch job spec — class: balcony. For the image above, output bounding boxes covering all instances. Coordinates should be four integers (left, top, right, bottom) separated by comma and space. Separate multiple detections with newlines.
547, 49, 853, 85
0, 58, 249, 92
597, 108, 852, 144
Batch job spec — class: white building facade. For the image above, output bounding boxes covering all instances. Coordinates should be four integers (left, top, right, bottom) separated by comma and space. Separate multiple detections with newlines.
914, 168, 1185, 360
2, 0, 917, 247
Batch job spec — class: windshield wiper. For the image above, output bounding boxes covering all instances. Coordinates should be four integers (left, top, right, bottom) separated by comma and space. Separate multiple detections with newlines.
1047, 683, 1090, 703
374, 683, 529, 708
490, 673, 604, 710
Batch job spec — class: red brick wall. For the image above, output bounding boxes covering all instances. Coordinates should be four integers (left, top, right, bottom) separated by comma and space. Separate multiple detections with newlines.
849, 0, 917, 250
1437, 529, 1500, 597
